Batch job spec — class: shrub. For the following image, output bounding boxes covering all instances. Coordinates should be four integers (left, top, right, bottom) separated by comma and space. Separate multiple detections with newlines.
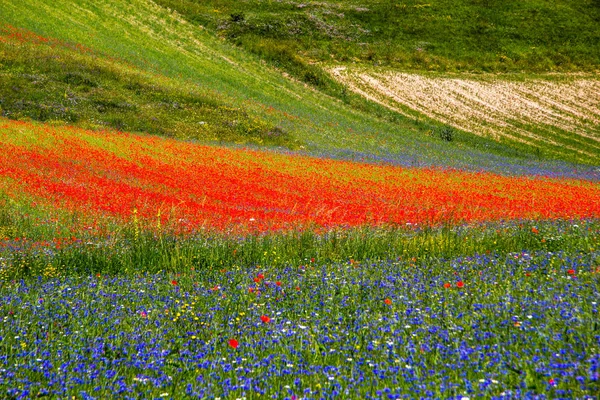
438, 125, 454, 142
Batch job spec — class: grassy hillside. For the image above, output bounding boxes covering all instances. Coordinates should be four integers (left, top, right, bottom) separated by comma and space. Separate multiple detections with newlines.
156, 0, 600, 76
154, 0, 600, 166
0, 0, 598, 173
0, 26, 297, 148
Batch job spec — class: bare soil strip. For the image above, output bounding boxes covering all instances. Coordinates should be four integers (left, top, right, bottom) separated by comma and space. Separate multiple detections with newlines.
331, 67, 600, 162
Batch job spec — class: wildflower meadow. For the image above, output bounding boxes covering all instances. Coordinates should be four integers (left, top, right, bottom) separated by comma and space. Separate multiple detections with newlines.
1, 118, 598, 399
1, 0, 599, 399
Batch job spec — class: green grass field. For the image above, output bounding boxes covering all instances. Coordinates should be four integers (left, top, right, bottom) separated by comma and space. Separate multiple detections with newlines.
156, 0, 600, 72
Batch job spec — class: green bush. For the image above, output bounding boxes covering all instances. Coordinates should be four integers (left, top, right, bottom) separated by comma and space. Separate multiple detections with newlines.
438, 125, 455, 142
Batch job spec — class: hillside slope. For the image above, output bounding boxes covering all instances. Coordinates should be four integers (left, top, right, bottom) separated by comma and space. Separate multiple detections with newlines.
156, 0, 600, 74
0, 0, 598, 176
332, 67, 600, 165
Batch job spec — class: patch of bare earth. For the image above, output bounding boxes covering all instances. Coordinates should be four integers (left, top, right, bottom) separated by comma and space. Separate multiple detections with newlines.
331, 67, 600, 162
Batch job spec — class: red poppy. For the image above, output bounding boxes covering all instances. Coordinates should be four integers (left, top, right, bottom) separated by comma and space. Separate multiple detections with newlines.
228, 339, 239, 349
531, 227, 539, 234
456, 281, 464, 288
443, 282, 451, 289
384, 298, 392, 305
567, 269, 575, 275
275, 281, 282, 287
171, 280, 178, 286
295, 286, 301, 291
310, 258, 315, 263
260, 315, 271, 324
253, 277, 261, 283
257, 273, 264, 280
548, 378, 556, 385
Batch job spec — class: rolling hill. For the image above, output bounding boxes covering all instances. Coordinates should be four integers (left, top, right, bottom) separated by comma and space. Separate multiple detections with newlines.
1, 0, 599, 174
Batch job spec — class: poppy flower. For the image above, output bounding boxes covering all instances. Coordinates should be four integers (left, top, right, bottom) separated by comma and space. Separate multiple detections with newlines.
567, 269, 575, 275
228, 339, 239, 349
384, 298, 392, 305
171, 280, 178, 286
456, 281, 464, 288
548, 378, 556, 385
275, 281, 282, 287
443, 282, 451, 289
531, 227, 539, 234
260, 315, 271, 324
257, 273, 264, 280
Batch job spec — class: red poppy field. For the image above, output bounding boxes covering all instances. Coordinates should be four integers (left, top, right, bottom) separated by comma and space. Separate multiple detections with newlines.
1, 118, 598, 234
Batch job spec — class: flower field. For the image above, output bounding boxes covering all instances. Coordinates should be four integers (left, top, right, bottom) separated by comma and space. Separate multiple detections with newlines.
1, 242, 599, 398
1, 119, 598, 235
1, 118, 599, 398
1, 1, 599, 398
